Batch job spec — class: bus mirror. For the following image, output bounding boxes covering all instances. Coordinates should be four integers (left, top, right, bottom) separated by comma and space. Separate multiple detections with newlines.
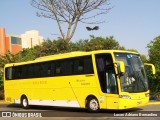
144, 63, 156, 75
116, 61, 125, 74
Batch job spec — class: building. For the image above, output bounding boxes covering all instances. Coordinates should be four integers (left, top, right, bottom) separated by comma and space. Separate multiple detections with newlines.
21, 30, 43, 48
6, 35, 22, 55
0, 28, 6, 55
0, 28, 44, 56
0, 28, 22, 55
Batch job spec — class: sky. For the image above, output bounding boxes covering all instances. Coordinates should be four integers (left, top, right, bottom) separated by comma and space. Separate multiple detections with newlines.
0, 0, 160, 56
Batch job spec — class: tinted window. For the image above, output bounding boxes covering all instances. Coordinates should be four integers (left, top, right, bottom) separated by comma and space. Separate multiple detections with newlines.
5, 55, 94, 80
61, 60, 73, 75
11, 36, 21, 45
95, 53, 118, 94
5, 67, 12, 80
55, 62, 62, 76
21, 66, 28, 78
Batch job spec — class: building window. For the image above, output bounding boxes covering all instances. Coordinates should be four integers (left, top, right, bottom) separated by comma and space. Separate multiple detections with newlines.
11, 37, 22, 45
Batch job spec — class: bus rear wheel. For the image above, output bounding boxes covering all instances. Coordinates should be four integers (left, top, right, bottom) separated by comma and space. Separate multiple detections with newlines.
86, 97, 99, 112
21, 96, 29, 109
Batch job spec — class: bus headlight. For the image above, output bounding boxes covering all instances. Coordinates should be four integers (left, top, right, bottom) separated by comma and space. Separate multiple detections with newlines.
145, 93, 149, 97
119, 95, 131, 99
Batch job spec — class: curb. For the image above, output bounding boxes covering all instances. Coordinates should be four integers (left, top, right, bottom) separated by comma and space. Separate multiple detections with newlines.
148, 101, 160, 105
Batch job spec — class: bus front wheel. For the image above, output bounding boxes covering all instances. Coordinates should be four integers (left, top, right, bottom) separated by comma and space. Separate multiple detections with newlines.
86, 97, 99, 112
21, 96, 29, 109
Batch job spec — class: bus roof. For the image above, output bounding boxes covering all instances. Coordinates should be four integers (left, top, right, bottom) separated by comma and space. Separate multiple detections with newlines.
36, 50, 138, 60
4, 50, 139, 67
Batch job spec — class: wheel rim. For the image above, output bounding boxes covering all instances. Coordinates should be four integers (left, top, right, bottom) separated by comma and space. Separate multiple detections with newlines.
23, 98, 27, 107
89, 99, 98, 111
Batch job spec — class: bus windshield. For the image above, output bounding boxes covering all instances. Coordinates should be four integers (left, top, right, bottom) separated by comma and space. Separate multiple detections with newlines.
114, 52, 148, 93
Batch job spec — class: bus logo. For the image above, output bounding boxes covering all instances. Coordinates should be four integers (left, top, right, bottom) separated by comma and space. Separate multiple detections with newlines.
2, 112, 11, 117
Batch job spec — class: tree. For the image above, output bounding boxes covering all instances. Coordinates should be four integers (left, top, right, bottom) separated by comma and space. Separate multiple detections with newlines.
19, 48, 37, 62
0, 51, 18, 68
0, 51, 20, 97
147, 35, 160, 94
84, 36, 123, 51
0, 71, 3, 90
0, 71, 4, 99
31, 0, 111, 42
127, 49, 138, 53
140, 54, 148, 63
147, 36, 160, 70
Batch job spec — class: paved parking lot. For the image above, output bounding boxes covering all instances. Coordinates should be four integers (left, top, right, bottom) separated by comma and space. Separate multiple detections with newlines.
0, 102, 160, 119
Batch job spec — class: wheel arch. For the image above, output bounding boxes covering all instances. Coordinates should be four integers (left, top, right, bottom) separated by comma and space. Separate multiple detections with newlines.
20, 94, 30, 109
20, 94, 28, 103
85, 94, 99, 107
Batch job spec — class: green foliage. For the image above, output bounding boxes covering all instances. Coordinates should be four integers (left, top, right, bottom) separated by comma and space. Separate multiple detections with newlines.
147, 35, 160, 93
19, 48, 37, 62
127, 49, 138, 53
0, 51, 19, 67
147, 71, 160, 94
68, 40, 89, 51
0, 35, 158, 95
31, 36, 123, 55
85, 36, 122, 51
69, 36, 124, 51
0, 71, 3, 90
140, 54, 148, 63
0, 69, 4, 99
148, 36, 160, 70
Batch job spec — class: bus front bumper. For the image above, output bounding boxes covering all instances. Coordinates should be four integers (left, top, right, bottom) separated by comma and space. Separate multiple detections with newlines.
118, 97, 149, 109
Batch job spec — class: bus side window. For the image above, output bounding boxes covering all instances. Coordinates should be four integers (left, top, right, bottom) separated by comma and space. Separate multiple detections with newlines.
61, 60, 73, 76
106, 60, 117, 94
95, 53, 117, 94
50, 62, 55, 76
106, 70, 117, 94
12, 67, 18, 79
47, 64, 51, 76
5, 67, 12, 80
34, 64, 41, 78
27, 65, 34, 78
55, 62, 61, 76
21, 66, 28, 79
78, 59, 84, 73
74, 59, 84, 74
73, 56, 93, 75
46, 62, 54, 76
17, 67, 22, 79
84, 57, 94, 74
78, 66, 83, 73
96, 57, 106, 93
40, 63, 50, 77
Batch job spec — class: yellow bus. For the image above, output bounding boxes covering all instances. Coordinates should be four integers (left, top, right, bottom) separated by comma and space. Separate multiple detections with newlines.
4, 50, 155, 112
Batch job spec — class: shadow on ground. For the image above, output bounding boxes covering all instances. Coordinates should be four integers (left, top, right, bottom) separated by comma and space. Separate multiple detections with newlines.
6, 104, 142, 117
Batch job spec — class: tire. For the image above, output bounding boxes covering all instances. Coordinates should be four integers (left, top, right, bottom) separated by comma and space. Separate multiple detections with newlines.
86, 97, 99, 112
21, 96, 29, 109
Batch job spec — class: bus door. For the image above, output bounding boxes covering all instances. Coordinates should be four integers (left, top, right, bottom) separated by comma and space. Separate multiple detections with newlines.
95, 53, 119, 109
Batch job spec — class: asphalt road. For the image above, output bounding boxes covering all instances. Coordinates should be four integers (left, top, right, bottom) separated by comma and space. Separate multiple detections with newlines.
0, 103, 160, 119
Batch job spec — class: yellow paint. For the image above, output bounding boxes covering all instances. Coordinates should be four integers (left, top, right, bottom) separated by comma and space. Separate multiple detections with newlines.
4, 50, 153, 110
144, 63, 156, 74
